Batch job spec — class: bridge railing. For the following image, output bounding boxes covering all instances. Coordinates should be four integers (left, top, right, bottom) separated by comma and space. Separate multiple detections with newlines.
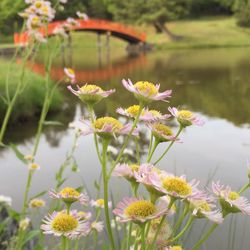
14, 19, 147, 45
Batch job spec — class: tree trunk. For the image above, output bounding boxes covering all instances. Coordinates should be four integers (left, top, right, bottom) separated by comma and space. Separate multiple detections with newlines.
154, 21, 183, 41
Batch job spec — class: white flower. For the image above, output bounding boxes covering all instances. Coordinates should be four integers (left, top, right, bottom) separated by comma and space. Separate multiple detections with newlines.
0, 195, 12, 206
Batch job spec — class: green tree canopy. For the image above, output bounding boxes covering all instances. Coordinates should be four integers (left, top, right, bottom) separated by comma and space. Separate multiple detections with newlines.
110, 0, 190, 40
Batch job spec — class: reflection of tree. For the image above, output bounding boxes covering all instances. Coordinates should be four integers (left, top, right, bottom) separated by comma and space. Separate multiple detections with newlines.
99, 50, 250, 126
0, 93, 77, 152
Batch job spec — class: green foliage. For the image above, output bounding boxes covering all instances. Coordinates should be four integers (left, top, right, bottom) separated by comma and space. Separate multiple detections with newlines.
189, 0, 234, 16
235, 0, 250, 27
110, 0, 189, 25
0, 58, 63, 123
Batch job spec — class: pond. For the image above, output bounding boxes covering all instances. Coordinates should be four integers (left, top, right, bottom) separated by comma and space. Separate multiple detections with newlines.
0, 40, 250, 249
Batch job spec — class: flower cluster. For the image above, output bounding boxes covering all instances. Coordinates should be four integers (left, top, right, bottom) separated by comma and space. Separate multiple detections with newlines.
41, 186, 104, 239
63, 77, 250, 249
19, 0, 57, 42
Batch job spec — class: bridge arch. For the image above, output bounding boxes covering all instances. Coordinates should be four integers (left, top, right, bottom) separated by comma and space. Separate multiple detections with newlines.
14, 19, 146, 45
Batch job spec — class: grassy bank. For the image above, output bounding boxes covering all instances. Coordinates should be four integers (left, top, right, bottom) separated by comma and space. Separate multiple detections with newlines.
2, 16, 250, 50
147, 16, 250, 49
0, 58, 63, 123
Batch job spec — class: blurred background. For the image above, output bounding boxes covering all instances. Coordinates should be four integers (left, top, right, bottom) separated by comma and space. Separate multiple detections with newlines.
0, 0, 250, 249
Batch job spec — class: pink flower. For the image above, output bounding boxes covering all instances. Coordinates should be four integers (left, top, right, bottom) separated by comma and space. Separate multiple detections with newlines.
168, 107, 204, 127
53, 26, 68, 38
66, 17, 80, 27
117, 105, 170, 122
64, 68, 76, 83
91, 221, 104, 232
152, 174, 202, 200
113, 197, 168, 223
164, 246, 184, 250
188, 195, 223, 224
113, 163, 140, 182
147, 123, 179, 143
41, 211, 90, 239
134, 164, 164, 187
133, 164, 167, 199
212, 181, 250, 215
49, 187, 89, 206
76, 11, 89, 20
90, 199, 112, 209
67, 84, 115, 105
80, 116, 138, 138
73, 210, 92, 221
122, 79, 172, 103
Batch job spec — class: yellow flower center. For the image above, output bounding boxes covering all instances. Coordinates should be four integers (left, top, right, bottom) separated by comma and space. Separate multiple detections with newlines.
93, 117, 123, 131
41, 6, 49, 14
59, 187, 80, 198
35, 1, 42, 8
163, 177, 192, 196
77, 211, 87, 218
30, 163, 40, 170
66, 68, 75, 76
51, 213, 78, 233
129, 164, 140, 172
149, 110, 161, 117
134, 81, 158, 96
228, 191, 240, 201
29, 199, 45, 208
170, 246, 183, 250
125, 200, 156, 218
178, 110, 193, 120
96, 199, 104, 206
80, 84, 103, 93
126, 105, 145, 117
196, 201, 211, 212
24, 154, 33, 161
31, 16, 40, 25
154, 123, 173, 136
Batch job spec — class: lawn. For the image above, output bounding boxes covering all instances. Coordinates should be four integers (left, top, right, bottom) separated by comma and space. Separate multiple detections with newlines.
146, 16, 250, 49
0, 57, 63, 123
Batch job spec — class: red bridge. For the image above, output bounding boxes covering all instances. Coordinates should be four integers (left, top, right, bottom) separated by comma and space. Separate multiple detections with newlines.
14, 19, 147, 45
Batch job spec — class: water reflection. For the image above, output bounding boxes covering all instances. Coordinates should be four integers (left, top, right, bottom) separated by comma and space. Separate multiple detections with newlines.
0, 46, 250, 250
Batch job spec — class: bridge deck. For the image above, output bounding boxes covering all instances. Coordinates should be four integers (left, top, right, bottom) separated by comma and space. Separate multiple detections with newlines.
14, 19, 146, 45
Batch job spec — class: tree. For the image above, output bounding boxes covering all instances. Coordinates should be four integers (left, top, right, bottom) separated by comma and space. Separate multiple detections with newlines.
0, 0, 24, 34
234, 0, 250, 27
189, 0, 234, 16
110, 0, 190, 40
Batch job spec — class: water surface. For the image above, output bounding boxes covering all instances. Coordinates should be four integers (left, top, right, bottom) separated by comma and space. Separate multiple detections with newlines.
0, 43, 250, 249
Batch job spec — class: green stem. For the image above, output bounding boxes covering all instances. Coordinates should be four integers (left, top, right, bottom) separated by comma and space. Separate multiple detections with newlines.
108, 104, 144, 178
15, 170, 33, 250
239, 182, 250, 194
32, 92, 50, 156
154, 126, 183, 165
147, 132, 153, 158
66, 203, 71, 214
62, 236, 69, 250
191, 224, 218, 250
147, 139, 159, 163
172, 203, 189, 234
141, 224, 146, 250
172, 216, 194, 242
21, 170, 33, 215
0, 44, 34, 143
135, 137, 140, 164
126, 222, 132, 250
131, 182, 139, 197
93, 230, 98, 250
74, 239, 79, 250
87, 105, 102, 163
102, 139, 116, 250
